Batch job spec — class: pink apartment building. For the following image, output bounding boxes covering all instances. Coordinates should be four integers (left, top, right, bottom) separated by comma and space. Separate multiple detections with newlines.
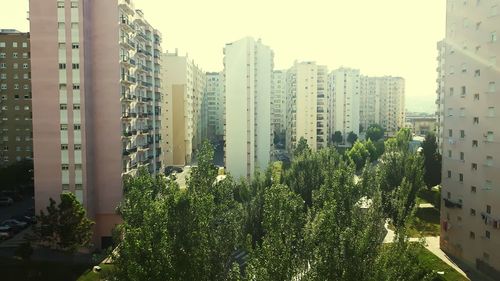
29, 0, 163, 248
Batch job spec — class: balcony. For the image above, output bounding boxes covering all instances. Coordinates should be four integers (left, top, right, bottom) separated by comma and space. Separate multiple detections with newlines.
119, 0, 134, 14
443, 198, 462, 209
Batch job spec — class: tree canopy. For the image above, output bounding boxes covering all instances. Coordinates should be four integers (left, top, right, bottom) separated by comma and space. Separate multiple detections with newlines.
421, 132, 442, 189
366, 124, 385, 142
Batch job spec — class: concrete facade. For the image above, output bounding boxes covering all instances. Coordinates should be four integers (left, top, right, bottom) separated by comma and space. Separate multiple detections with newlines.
224, 37, 273, 179
440, 0, 500, 278
0, 30, 32, 166
271, 70, 287, 136
30, 0, 162, 248
286, 62, 328, 151
161, 51, 205, 166
202, 72, 224, 142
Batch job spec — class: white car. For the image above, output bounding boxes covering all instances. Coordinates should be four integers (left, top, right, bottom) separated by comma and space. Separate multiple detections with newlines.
2, 219, 28, 228
0, 197, 13, 206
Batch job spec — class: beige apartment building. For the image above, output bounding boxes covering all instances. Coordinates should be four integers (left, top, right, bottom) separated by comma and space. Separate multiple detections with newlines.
440, 0, 500, 278
30, 0, 162, 248
0, 30, 32, 166
271, 70, 287, 136
201, 72, 224, 142
286, 62, 328, 151
161, 51, 205, 166
436, 40, 446, 152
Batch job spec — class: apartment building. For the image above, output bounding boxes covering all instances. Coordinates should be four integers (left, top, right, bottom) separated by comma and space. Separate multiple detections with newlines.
201, 72, 224, 142
271, 70, 287, 136
286, 62, 328, 151
436, 40, 446, 152
224, 37, 273, 179
0, 30, 32, 166
30, 0, 162, 248
440, 0, 500, 278
329, 67, 360, 142
161, 51, 205, 167
359, 75, 405, 134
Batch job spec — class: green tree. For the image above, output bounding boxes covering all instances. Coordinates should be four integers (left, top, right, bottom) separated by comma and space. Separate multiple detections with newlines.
366, 124, 385, 142
246, 184, 306, 281
332, 131, 343, 145
347, 141, 370, 171
293, 137, 310, 157
347, 131, 358, 145
421, 132, 442, 189
34, 192, 94, 253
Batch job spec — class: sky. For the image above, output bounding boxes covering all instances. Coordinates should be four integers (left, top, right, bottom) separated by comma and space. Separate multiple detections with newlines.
0, 0, 446, 113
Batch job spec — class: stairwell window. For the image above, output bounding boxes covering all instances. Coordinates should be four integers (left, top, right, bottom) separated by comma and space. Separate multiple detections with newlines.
486, 156, 493, 166
488, 107, 495, 117
473, 117, 479, 124
491, 32, 497, 42
489, 81, 496, 93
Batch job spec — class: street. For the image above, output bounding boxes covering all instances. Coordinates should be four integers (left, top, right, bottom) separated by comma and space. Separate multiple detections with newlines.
0, 197, 33, 222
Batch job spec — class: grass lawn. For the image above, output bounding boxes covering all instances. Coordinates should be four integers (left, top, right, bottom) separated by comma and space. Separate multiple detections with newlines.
77, 264, 114, 281
0, 257, 92, 281
418, 188, 441, 207
388, 206, 441, 237
418, 247, 468, 281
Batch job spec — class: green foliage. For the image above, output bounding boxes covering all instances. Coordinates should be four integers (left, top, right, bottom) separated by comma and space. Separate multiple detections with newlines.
332, 130, 343, 144
293, 137, 310, 157
34, 193, 94, 253
113, 141, 244, 281
347, 131, 358, 144
421, 132, 442, 188
347, 141, 370, 171
365, 124, 385, 142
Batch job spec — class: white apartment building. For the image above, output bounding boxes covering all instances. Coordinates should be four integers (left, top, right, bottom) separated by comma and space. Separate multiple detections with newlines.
271, 70, 287, 135
359, 76, 405, 134
329, 68, 360, 142
224, 37, 273, 179
440, 1, 500, 279
161, 50, 205, 166
202, 72, 224, 142
286, 62, 328, 151
436, 40, 446, 152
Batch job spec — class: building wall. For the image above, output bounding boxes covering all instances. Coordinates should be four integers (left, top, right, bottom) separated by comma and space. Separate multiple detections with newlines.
172, 85, 186, 165
329, 68, 360, 142
203, 72, 224, 141
436, 40, 446, 152
271, 70, 287, 135
359, 76, 381, 131
286, 62, 328, 151
440, 0, 500, 278
0, 31, 32, 166
161, 51, 205, 167
224, 37, 273, 179
30, 0, 162, 248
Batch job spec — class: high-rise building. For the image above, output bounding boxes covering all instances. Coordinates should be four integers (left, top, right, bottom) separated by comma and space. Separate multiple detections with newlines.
359, 76, 405, 134
286, 62, 328, 151
271, 70, 287, 136
0, 30, 32, 166
440, 0, 500, 278
201, 72, 224, 142
436, 40, 446, 152
224, 37, 273, 179
30, 0, 162, 248
329, 68, 360, 142
161, 50, 205, 167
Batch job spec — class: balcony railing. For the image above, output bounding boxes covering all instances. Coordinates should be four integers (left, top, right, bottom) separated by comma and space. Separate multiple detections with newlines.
443, 198, 462, 209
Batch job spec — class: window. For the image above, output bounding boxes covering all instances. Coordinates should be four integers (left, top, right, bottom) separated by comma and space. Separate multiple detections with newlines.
71, 23, 79, 29
60, 104, 67, 110
448, 108, 454, 117
492, 5, 499, 16
1, 84, 6, 89
475, 69, 481, 77
485, 180, 493, 190
74, 124, 81, 130
61, 144, 68, 150
58, 22, 65, 29
74, 144, 81, 150
491, 32, 497, 42
461, 63, 467, 72
472, 163, 478, 170
0, 53, 4, 58
0, 42, 4, 48
473, 140, 478, 147
470, 231, 476, 239
22, 42, 27, 48
75, 164, 82, 170
72, 63, 79, 69
24, 106, 29, 111
487, 131, 494, 142
14, 84, 19, 90
449, 129, 453, 137
23, 63, 28, 69
488, 107, 495, 117
448, 150, 452, 158
471, 186, 477, 193
449, 66, 455, 75
23, 73, 29, 79
72, 43, 79, 49
489, 81, 496, 93
448, 170, 452, 178
449, 87, 454, 96
460, 152, 465, 161
60, 124, 68, 131
12, 42, 17, 48
14, 106, 19, 110
473, 117, 479, 124
460, 130, 465, 138
57, 1, 64, 8
486, 230, 491, 239
459, 173, 464, 182
73, 104, 80, 110
486, 156, 493, 166
62, 164, 69, 171
474, 93, 480, 100
12, 52, 18, 58
0, 73, 5, 79
73, 84, 80, 90
71, 2, 78, 8
461, 86, 466, 96
487, 205, 492, 214
0, 63, 5, 69
75, 184, 83, 190
62, 184, 70, 190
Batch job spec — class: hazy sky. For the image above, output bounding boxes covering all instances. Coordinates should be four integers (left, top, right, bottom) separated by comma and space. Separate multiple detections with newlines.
1, 0, 445, 113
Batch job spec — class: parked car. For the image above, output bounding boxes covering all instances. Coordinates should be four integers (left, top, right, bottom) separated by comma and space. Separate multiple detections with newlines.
0, 231, 11, 241
13, 215, 36, 224
0, 191, 23, 201
0, 225, 14, 240
1, 219, 28, 232
0, 197, 13, 206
